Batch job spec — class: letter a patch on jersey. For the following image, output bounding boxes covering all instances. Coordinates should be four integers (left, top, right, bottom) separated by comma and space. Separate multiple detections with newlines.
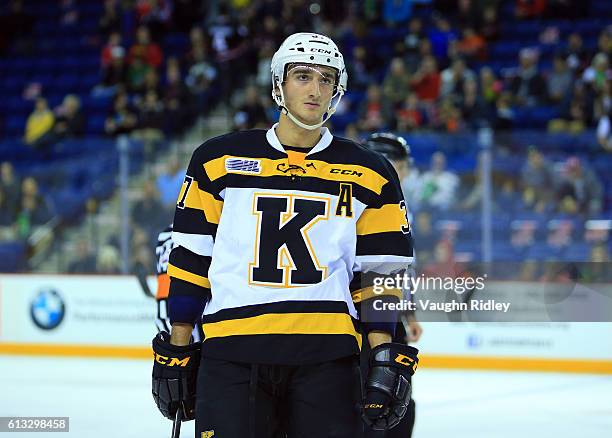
201, 431, 215, 438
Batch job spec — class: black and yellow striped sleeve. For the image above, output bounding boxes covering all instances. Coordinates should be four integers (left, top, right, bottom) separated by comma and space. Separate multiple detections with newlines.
168, 143, 223, 302
351, 158, 413, 335
354, 157, 414, 278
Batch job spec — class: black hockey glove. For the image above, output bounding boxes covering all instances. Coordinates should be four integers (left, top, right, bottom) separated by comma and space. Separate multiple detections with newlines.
152, 331, 201, 421
362, 343, 419, 431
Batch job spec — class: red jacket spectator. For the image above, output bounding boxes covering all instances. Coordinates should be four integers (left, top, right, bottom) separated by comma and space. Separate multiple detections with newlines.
410, 56, 441, 102
128, 25, 163, 68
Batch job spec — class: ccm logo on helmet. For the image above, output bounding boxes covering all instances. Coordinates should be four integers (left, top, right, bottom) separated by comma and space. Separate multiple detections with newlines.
330, 168, 362, 177
312, 48, 332, 54
154, 353, 190, 367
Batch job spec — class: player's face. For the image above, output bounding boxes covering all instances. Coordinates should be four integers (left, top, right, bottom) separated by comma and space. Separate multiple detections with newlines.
282, 64, 336, 125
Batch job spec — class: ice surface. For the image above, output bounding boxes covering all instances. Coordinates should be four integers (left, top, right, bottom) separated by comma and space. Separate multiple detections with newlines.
1, 356, 610, 437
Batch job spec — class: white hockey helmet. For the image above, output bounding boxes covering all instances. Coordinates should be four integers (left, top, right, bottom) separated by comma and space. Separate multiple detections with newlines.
271, 32, 348, 130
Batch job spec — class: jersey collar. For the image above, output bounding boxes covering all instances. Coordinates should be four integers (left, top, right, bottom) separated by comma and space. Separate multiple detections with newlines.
266, 123, 333, 156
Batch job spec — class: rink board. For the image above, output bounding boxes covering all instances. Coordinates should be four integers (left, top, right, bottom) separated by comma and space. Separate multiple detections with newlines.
0, 275, 611, 374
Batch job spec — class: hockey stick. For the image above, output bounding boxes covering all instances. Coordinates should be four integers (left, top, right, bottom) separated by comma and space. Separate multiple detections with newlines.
171, 408, 182, 438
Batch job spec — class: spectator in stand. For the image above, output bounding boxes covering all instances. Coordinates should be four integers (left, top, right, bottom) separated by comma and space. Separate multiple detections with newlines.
395, 93, 424, 131
128, 25, 163, 70
440, 57, 476, 98
556, 157, 603, 215
479, 66, 503, 108
23, 97, 55, 148
382, 0, 413, 26
52, 94, 86, 140
457, 0, 482, 30
419, 151, 460, 211
515, 0, 547, 19
402, 18, 425, 68
0, 162, 20, 213
99, 0, 120, 36
163, 60, 194, 135
102, 46, 128, 89
596, 106, 612, 151
494, 91, 515, 130
521, 147, 554, 213
134, 90, 165, 148
67, 239, 97, 273
128, 55, 154, 94
510, 48, 547, 106
135, 0, 172, 39
185, 26, 207, 63
406, 37, 434, 74
101, 31, 124, 69
435, 97, 464, 132
460, 78, 486, 127
347, 46, 376, 92
0, 186, 17, 228
549, 82, 590, 133
357, 84, 392, 132
410, 55, 441, 103
255, 15, 284, 49
256, 42, 276, 91
132, 180, 168, 240
548, 54, 573, 104
105, 91, 138, 136
413, 210, 437, 265
582, 53, 610, 97
15, 177, 54, 238
383, 58, 412, 109
428, 16, 458, 61
96, 245, 121, 274
233, 85, 269, 130
456, 27, 486, 61
565, 32, 589, 74
480, 5, 500, 42
156, 157, 185, 209
141, 69, 161, 97
597, 27, 612, 59
185, 44, 218, 112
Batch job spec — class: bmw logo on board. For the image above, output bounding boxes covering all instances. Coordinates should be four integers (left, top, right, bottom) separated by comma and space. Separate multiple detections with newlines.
30, 288, 66, 330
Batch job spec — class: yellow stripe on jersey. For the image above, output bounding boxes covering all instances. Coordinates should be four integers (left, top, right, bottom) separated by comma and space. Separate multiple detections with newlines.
168, 263, 211, 289
202, 312, 362, 348
356, 203, 405, 235
204, 155, 388, 195
176, 181, 223, 224
351, 286, 403, 303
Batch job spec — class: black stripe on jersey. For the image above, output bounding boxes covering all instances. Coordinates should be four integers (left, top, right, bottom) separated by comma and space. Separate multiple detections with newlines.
356, 232, 414, 257
201, 300, 351, 324
224, 174, 380, 206
169, 277, 211, 299
172, 207, 219, 236
201, 333, 360, 365
169, 245, 212, 277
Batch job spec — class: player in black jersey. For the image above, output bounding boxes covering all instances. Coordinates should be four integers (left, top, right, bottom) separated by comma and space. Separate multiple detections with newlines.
151, 33, 419, 437
363, 133, 423, 438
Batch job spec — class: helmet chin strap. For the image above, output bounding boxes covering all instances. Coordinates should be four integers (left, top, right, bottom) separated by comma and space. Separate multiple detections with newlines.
275, 81, 342, 131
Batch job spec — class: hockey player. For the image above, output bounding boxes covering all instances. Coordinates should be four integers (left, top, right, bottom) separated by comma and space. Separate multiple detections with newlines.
363, 133, 424, 438
152, 33, 419, 437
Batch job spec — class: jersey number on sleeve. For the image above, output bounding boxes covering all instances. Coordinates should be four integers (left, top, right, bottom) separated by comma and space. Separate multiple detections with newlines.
177, 175, 194, 209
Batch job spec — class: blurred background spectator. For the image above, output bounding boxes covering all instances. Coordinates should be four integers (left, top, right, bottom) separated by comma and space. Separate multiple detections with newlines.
0, 0, 610, 275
